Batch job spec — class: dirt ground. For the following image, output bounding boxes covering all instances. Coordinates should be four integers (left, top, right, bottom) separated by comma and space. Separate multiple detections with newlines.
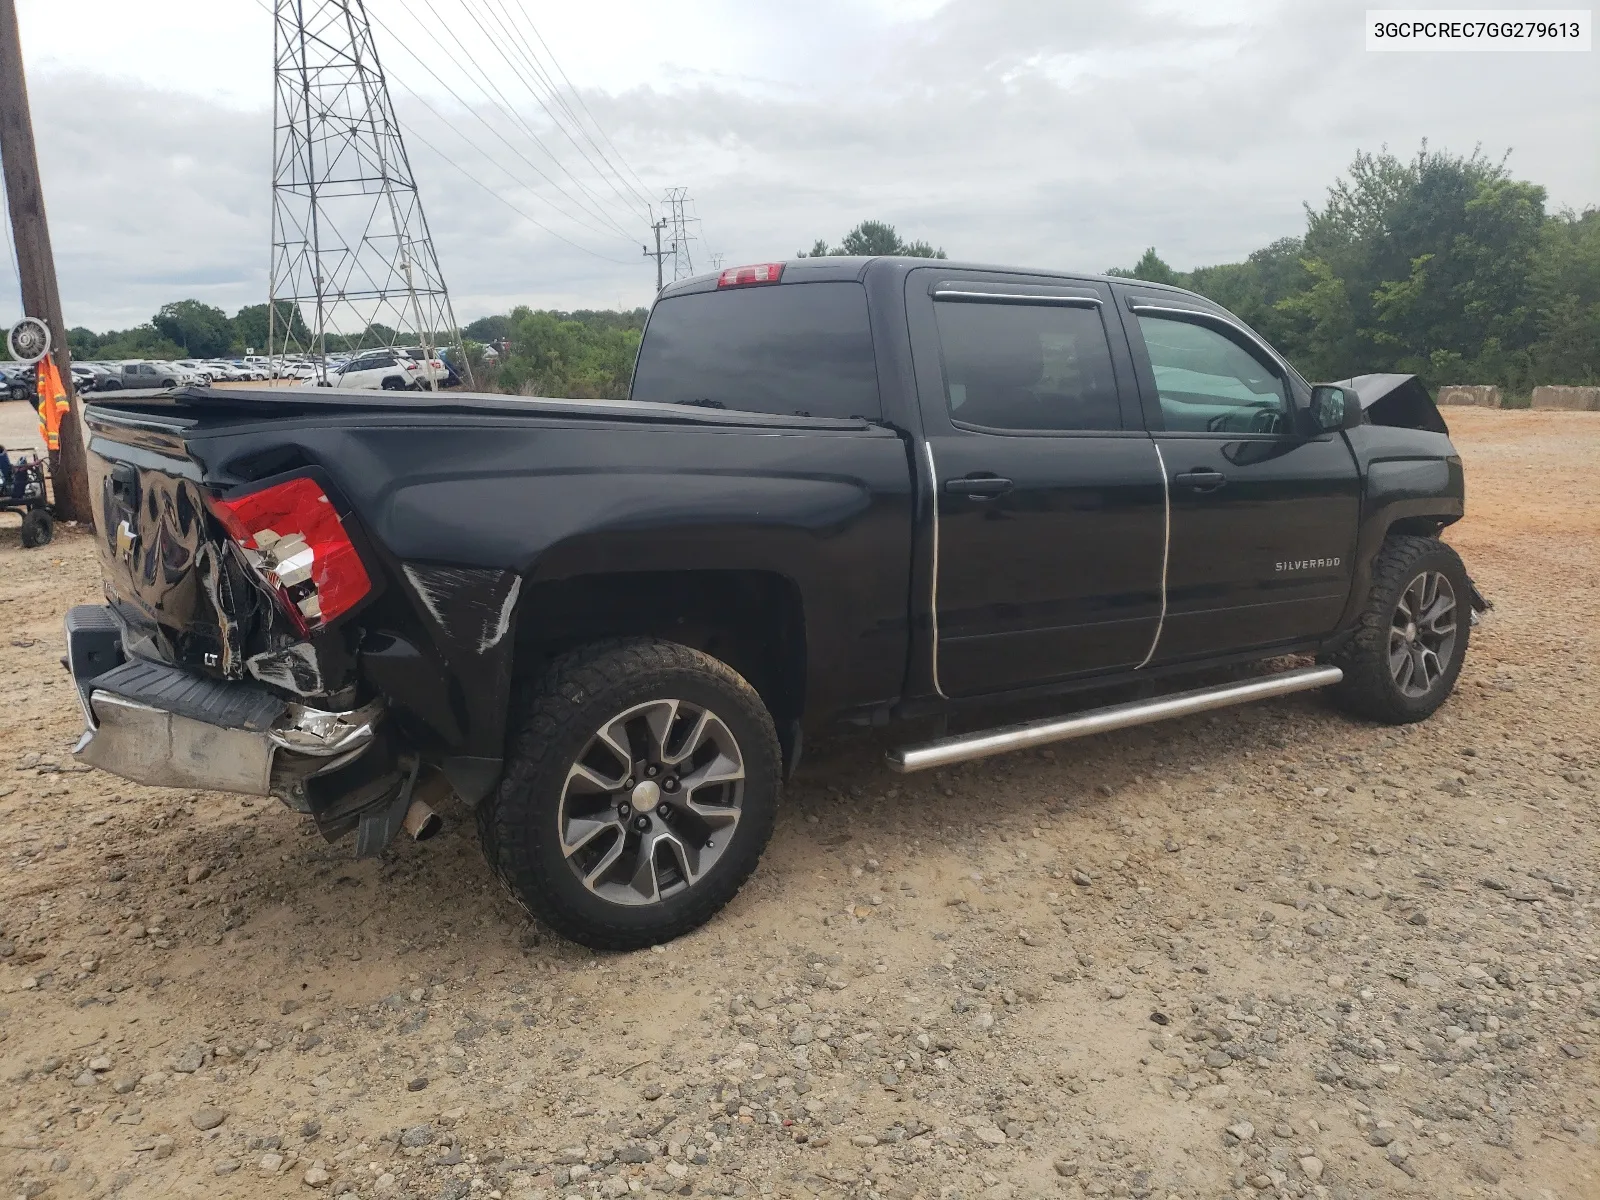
1, 408, 1596, 1200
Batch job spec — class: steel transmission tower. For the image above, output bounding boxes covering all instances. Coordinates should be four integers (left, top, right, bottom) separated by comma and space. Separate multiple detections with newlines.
269, 0, 468, 384
663, 187, 699, 282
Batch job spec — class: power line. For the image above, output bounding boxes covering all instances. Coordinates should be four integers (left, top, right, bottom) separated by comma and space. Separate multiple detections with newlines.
457, 0, 653, 219
386, 0, 641, 240
371, 0, 639, 242
254, 0, 684, 290
402, 120, 637, 266
475, 0, 655, 212
507, 3, 658, 208
250, 0, 637, 262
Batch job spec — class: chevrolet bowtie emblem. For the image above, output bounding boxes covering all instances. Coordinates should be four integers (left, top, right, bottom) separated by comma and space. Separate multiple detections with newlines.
115, 519, 138, 562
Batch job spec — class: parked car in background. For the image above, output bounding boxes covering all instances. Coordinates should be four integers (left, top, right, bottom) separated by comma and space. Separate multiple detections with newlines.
398, 347, 450, 389
2, 365, 35, 400
203, 361, 250, 382
174, 360, 216, 384
157, 361, 206, 387
325, 351, 422, 390
83, 363, 122, 390
117, 361, 181, 389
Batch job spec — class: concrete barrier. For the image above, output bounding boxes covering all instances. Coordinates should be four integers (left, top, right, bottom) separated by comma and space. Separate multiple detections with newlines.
1437, 385, 1501, 408
1530, 385, 1600, 412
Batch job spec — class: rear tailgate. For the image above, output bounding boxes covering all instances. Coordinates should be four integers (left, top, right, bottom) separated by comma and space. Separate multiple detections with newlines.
82, 400, 369, 694
83, 403, 240, 675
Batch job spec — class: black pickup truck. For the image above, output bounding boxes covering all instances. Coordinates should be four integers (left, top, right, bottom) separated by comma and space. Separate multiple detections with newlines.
65, 256, 1481, 949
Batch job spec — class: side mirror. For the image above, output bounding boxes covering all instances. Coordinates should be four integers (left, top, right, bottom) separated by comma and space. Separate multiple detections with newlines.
1310, 384, 1362, 434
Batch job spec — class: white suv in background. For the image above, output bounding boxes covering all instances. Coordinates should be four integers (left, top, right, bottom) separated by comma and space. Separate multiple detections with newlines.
329, 351, 423, 390
173, 360, 215, 384
398, 347, 449, 389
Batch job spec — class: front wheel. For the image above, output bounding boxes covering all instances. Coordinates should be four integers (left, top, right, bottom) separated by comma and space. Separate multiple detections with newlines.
479, 639, 782, 950
1327, 534, 1470, 724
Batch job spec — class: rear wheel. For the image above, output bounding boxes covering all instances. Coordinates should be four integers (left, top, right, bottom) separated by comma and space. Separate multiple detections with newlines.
478, 639, 781, 950
1328, 534, 1469, 723
20, 508, 54, 548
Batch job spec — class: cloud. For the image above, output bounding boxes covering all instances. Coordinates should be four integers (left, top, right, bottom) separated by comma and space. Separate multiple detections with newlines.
3, 0, 1595, 333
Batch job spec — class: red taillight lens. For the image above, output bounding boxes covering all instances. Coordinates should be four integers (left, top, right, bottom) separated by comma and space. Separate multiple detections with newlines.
717, 263, 784, 288
208, 477, 371, 632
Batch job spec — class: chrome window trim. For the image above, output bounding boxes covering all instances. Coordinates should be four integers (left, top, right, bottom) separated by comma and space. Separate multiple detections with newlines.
924, 440, 947, 699
1135, 440, 1170, 670
1128, 302, 1291, 380
934, 289, 1102, 307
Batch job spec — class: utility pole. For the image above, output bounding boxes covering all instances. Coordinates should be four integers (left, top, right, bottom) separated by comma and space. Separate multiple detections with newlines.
643, 216, 671, 293
0, 0, 91, 523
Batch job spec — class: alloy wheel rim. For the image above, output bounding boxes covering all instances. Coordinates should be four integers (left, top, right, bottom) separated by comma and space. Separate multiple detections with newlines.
558, 699, 744, 906
1389, 570, 1458, 698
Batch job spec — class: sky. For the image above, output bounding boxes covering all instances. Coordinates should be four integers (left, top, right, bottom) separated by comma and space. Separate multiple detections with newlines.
2, 0, 1597, 333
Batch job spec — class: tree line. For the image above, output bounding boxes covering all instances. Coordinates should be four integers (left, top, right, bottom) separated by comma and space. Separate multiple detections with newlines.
61, 300, 311, 361
1109, 145, 1598, 393
42, 150, 1595, 401
462, 308, 647, 399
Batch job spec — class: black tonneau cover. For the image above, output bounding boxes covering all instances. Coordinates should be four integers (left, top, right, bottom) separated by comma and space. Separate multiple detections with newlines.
90, 386, 875, 432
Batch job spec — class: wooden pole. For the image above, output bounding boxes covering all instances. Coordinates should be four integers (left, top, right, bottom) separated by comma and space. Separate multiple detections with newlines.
0, 0, 92, 524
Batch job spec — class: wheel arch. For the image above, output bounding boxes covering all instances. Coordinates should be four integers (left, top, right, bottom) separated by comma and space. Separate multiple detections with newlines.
510, 568, 808, 769
1332, 496, 1464, 639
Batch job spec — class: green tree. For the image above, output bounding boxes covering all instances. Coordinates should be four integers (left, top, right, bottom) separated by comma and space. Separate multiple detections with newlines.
798, 220, 947, 258
1528, 208, 1600, 384
492, 307, 642, 399
463, 314, 513, 343
232, 301, 310, 354
1106, 247, 1181, 285
152, 299, 234, 357
92, 325, 185, 361
67, 327, 102, 358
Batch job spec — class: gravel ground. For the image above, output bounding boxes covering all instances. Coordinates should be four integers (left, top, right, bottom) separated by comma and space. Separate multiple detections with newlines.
1, 408, 1596, 1200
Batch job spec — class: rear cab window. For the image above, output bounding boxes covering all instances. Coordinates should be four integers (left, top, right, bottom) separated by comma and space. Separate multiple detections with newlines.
933, 298, 1122, 432
631, 281, 881, 420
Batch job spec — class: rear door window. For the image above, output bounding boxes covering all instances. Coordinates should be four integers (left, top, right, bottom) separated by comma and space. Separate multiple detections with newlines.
631, 281, 881, 420
933, 299, 1122, 431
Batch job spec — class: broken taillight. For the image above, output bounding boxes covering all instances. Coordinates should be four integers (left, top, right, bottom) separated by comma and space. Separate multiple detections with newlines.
207, 476, 371, 633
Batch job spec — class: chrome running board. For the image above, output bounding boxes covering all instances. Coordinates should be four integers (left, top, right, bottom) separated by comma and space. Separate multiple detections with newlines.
886, 665, 1343, 774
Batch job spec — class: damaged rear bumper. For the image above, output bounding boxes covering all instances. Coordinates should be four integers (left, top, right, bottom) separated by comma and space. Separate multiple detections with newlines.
65, 604, 383, 797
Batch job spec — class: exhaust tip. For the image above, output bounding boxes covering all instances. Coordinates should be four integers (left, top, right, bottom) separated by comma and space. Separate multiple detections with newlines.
402, 798, 443, 842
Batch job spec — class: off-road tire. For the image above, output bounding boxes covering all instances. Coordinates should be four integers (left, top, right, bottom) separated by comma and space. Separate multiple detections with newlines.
1327, 534, 1470, 724
20, 508, 53, 548
478, 639, 782, 950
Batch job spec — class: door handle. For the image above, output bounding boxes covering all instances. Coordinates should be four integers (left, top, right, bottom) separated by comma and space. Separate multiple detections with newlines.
945, 475, 1014, 498
1172, 468, 1226, 494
